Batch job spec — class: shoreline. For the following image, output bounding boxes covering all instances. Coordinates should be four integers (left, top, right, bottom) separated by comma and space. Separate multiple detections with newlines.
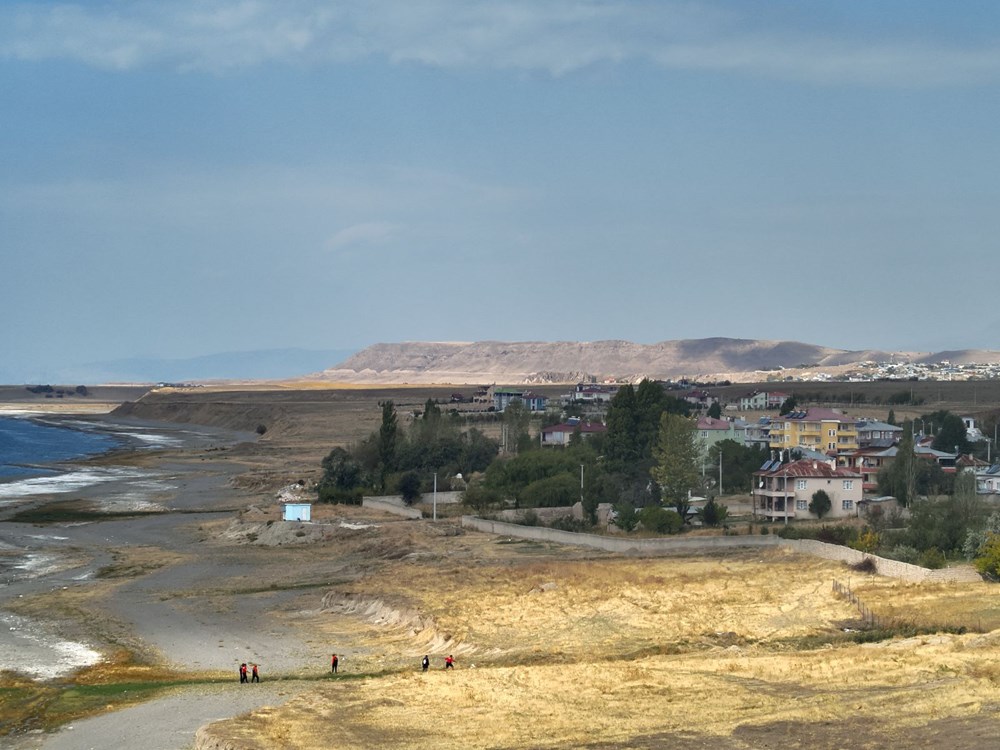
0, 416, 259, 673
0, 411, 257, 491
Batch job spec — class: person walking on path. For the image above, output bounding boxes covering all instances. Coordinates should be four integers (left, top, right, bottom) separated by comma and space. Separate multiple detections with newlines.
445, 655, 454, 670
251, 664, 260, 683
421, 655, 429, 672
331, 654, 339, 674
239, 663, 248, 683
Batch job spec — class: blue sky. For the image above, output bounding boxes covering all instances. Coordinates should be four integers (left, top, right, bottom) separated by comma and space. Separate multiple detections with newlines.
3, 1, 1000, 382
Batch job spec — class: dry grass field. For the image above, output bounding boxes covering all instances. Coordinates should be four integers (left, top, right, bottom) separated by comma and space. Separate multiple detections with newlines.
197, 515, 1000, 749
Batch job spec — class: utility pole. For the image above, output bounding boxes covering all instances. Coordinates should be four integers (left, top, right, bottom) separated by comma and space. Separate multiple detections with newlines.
433, 472, 437, 521
784, 464, 789, 526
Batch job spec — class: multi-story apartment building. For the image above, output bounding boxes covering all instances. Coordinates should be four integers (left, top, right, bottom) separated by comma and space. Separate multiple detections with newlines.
753, 458, 864, 521
768, 408, 858, 455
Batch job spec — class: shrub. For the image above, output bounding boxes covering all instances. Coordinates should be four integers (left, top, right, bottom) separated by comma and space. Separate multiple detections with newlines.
974, 533, 1000, 581
612, 503, 639, 532
255, 424, 267, 435
917, 547, 947, 569
397, 472, 422, 504
548, 516, 592, 533
852, 529, 880, 554
316, 485, 363, 505
520, 510, 540, 527
850, 557, 878, 574
885, 545, 920, 564
462, 484, 503, 513
638, 506, 683, 535
519, 474, 580, 508
760, 525, 770, 535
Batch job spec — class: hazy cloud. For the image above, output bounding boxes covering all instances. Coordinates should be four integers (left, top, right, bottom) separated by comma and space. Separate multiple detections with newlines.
326, 221, 396, 253
3, 0, 999, 85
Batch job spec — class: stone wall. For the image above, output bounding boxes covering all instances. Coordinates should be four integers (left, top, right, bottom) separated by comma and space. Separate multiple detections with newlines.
777, 539, 981, 583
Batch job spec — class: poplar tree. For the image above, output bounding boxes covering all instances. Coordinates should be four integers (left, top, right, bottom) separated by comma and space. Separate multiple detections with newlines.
651, 413, 702, 522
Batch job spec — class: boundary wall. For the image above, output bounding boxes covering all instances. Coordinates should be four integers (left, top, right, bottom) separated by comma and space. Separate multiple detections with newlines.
460, 516, 981, 583
363, 497, 422, 520
461, 516, 778, 554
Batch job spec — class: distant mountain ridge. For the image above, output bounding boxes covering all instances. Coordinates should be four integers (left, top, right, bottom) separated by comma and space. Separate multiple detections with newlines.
314, 339, 1000, 384
33, 348, 360, 385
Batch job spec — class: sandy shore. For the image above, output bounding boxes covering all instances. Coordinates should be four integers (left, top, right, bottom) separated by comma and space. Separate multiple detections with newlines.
0, 415, 336, 746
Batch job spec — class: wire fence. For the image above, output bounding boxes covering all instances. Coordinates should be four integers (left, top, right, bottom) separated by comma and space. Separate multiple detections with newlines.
832, 579, 882, 628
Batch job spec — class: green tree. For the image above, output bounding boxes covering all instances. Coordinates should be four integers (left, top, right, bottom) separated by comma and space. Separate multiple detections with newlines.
779, 396, 798, 415
878, 429, 918, 506
612, 502, 639, 532
963, 510, 1000, 559
634, 379, 671, 463
457, 428, 499, 475
651, 413, 701, 521
604, 384, 640, 467
318, 447, 366, 504
708, 440, 767, 495
809, 489, 832, 519
887, 409, 897, 426
377, 400, 399, 485
932, 413, 971, 455
698, 498, 729, 527
605, 380, 689, 476
397, 471, 422, 504
502, 400, 532, 453
707, 401, 722, 419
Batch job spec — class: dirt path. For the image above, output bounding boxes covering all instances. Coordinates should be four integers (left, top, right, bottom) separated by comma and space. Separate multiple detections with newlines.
11, 682, 310, 750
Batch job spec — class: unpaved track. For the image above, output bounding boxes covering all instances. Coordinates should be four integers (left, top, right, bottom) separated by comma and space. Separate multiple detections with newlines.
11, 682, 309, 750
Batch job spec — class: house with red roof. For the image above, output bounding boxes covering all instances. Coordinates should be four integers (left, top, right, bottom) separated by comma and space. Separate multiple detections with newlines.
753, 458, 863, 521
540, 420, 607, 447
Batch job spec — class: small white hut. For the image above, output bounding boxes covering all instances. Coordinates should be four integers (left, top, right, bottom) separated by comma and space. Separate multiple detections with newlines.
283, 503, 312, 522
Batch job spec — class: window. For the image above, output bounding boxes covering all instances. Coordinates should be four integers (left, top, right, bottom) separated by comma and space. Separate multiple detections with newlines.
796, 479, 807, 490
843, 480, 854, 490
796, 499, 807, 510
842, 499, 854, 510
828, 429, 836, 437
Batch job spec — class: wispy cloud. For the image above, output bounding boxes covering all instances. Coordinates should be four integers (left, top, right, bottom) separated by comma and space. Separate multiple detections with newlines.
326, 221, 396, 253
3, 0, 1000, 86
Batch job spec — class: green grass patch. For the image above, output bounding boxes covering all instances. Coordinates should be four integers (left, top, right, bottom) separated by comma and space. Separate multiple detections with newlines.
8, 501, 163, 525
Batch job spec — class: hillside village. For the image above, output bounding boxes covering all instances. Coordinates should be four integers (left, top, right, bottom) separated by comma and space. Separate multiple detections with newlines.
771, 358, 1000, 383
471, 381, 1000, 527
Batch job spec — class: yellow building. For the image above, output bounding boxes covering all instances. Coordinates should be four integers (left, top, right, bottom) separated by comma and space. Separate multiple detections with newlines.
768, 408, 858, 455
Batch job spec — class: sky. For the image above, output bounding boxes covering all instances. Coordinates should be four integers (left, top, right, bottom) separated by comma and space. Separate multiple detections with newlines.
3, 1, 1000, 382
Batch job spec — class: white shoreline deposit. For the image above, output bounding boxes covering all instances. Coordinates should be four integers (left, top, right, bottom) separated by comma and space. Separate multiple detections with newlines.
0, 612, 103, 680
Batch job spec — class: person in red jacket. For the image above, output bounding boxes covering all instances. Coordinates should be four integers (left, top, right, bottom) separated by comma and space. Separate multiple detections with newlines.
331, 653, 339, 673
444, 655, 454, 669
251, 664, 260, 683
239, 663, 247, 683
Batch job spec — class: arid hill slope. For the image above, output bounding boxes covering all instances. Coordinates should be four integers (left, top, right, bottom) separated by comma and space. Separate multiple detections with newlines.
310, 338, 1000, 384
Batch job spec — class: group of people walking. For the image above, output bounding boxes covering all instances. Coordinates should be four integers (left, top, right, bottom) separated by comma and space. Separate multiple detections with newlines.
422, 654, 454, 671
240, 651, 453, 682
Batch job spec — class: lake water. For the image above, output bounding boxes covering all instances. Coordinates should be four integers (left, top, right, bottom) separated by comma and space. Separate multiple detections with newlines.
0, 416, 121, 479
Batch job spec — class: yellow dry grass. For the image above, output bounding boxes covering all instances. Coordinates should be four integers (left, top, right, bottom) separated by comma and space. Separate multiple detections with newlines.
201, 542, 1000, 749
